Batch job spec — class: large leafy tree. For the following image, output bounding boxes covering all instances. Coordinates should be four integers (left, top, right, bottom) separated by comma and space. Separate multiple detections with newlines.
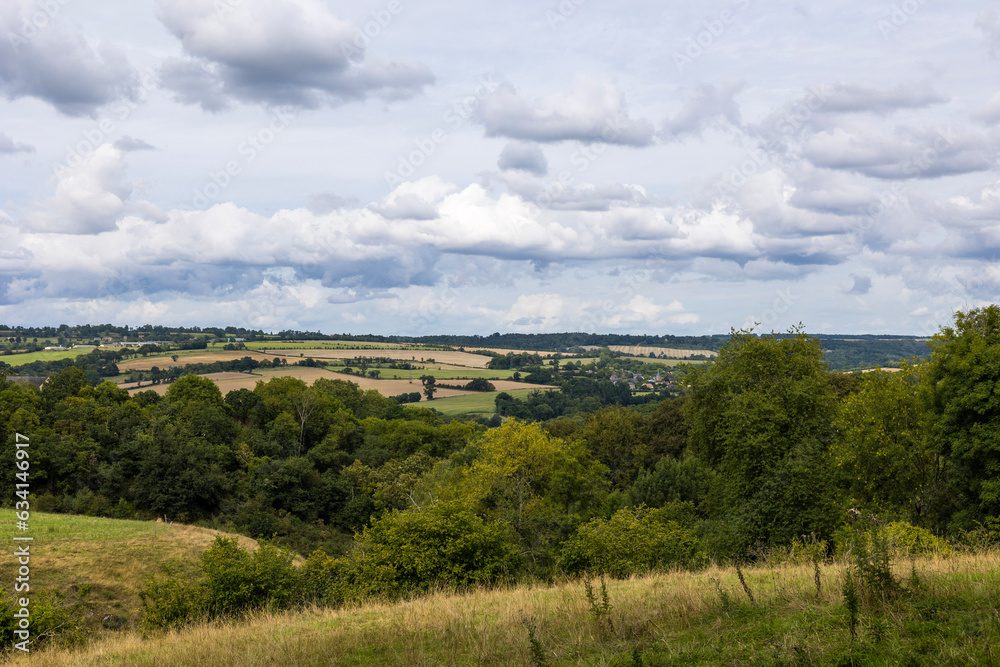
684, 327, 840, 551
922, 305, 1000, 526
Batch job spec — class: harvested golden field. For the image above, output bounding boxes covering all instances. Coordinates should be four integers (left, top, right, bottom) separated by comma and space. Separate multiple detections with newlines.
118, 350, 275, 372
123, 369, 553, 400
260, 348, 495, 368
602, 345, 717, 358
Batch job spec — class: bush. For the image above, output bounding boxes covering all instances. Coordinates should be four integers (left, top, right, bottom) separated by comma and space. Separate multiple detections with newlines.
559, 505, 705, 578
884, 521, 951, 556
334, 501, 523, 600
138, 565, 207, 630
139, 537, 304, 629
200, 538, 303, 617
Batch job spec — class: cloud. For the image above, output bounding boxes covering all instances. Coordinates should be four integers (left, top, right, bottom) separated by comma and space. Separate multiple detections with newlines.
848, 274, 872, 295
802, 126, 995, 179
370, 193, 439, 220
0, 132, 33, 155
973, 91, 1000, 125
307, 192, 357, 214
113, 136, 156, 152
661, 80, 744, 140
475, 75, 655, 146
978, 10, 1000, 56
25, 144, 158, 234
819, 82, 947, 115
497, 141, 548, 175
156, 0, 434, 110
0, 1, 138, 116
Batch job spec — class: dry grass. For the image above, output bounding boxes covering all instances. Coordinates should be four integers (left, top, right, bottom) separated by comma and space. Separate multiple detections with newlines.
603, 345, 718, 359
268, 349, 495, 368
15, 549, 1000, 665
0, 511, 262, 636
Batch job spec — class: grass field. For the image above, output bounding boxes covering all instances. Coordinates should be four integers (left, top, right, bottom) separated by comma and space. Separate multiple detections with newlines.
266, 348, 495, 368
426, 388, 542, 416
605, 345, 718, 359
239, 341, 435, 351
117, 349, 275, 372
15, 549, 1000, 665
0, 348, 96, 366
0, 511, 260, 635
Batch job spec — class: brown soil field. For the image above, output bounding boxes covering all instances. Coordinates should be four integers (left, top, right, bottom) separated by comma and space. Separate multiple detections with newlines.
118, 350, 275, 371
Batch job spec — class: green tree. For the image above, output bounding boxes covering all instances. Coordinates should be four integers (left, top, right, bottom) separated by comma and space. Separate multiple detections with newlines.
922, 305, 1000, 527
832, 366, 933, 519
685, 327, 840, 551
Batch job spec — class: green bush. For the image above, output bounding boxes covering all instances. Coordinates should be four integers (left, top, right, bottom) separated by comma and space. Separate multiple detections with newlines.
200, 537, 303, 617
334, 500, 522, 600
559, 505, 705, 578
138, 565, 207, 630
884, 521, 951, 556
139, 537, 304, 629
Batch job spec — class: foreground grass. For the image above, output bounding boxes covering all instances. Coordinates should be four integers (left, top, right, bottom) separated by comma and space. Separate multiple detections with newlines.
0, 511, 259, 636
12, 550, 1000, 665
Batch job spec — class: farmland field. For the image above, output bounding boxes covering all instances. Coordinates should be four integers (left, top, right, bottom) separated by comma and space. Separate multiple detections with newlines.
0, 347, 97, 366
604, 345, 717, 358
423, 388, 543, 416
117, 349, 276, 371
263, 348, 496, 368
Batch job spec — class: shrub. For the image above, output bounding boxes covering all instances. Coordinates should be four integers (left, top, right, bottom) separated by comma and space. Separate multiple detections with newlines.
138, 566, 207, 630
884, 521, 951, 556
334, 501, 523, 600
200, 537, 303, 617
559, 505, 705, 577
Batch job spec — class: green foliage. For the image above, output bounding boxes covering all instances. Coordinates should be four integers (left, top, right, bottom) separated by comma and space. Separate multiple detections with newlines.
685, 327, 839, 551
139, 537, 303, 629
138, 565, 208, 630
883, 521, 951, 556
559, 505, 704, 577
835, 511, 899, 603
922, 305, 1000, 523
831, 366, 931, 517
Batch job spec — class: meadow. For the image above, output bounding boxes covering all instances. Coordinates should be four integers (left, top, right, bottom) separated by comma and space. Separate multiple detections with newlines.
10, 543, 998, 666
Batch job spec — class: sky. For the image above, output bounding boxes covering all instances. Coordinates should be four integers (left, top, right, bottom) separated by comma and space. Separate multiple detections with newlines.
1, 0, 999, 337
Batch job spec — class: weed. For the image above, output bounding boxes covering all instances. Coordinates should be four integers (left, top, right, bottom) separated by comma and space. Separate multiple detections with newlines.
711, 576, 732, 613
735, 563, 756, 606
843, 571, 859, 643
521, 613, 549, 667
584, 577, 616, 636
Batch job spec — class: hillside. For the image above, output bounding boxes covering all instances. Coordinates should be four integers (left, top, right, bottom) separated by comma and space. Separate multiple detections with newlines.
0, 511, 260, 636
11, 549, 1000, 665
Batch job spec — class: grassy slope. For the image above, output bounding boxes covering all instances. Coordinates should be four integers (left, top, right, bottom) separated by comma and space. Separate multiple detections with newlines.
0, 511, 259, 635
14, 551, 1000, 666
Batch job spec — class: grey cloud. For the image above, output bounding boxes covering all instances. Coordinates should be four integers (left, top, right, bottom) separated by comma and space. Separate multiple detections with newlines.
113, 136, 156, 152
0, 132, 33, 155
498, 141, 548, 175
788, 171, 877, 216
308, 192, 358, 214
661, 80, 744, 140
475, 77, 655, 146
0, 3, 137, 117
370, 193, 439, 220
156, 0, 433, 110
820, 82, 947, 115
802, 127, 995, 179
848, 274, 872, 295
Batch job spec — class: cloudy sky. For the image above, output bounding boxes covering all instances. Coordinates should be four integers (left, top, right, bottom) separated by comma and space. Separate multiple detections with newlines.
1, 0, 999, 336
